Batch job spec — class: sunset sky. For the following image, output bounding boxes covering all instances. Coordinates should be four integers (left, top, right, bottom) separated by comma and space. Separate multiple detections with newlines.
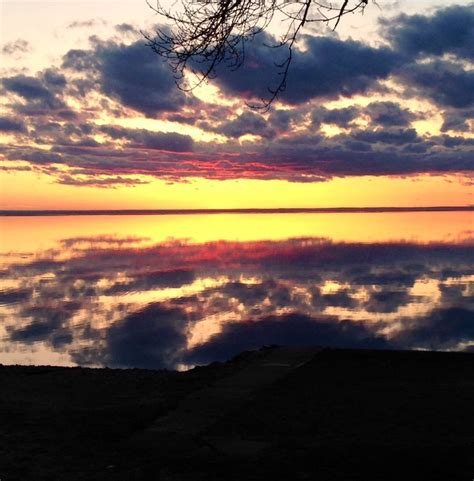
0, 0, 473, 209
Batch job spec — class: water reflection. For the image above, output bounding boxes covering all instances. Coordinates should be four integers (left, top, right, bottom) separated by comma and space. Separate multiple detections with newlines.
0, 213, 473, 369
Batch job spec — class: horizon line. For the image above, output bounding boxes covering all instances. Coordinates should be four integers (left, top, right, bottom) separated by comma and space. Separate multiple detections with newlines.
1, 206, 473, 216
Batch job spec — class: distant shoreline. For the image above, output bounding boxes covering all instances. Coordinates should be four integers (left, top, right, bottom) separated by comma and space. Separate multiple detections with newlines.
1, 206, 473, 216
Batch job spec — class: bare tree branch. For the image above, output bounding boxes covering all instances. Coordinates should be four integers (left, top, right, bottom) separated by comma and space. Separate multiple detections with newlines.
144, 0, 373, 109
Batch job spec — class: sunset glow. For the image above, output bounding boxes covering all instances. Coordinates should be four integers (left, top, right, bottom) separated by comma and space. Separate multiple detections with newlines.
1, 211, 473, 367
1, 0, 473, 209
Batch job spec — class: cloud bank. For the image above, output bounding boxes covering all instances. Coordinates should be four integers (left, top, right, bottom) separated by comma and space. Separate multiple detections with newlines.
0, 4, 473, 185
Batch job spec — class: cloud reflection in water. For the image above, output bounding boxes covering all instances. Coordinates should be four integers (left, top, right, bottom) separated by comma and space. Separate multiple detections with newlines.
0, 222, 473, 369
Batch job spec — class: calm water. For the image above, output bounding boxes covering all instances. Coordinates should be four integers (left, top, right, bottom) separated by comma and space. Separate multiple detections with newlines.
0, 212, 472, 369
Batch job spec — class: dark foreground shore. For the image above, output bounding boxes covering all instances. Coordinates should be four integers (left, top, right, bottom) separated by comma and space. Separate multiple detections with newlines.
1, 348, 473, 480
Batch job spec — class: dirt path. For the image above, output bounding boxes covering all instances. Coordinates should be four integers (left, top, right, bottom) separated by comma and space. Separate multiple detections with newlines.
130, 347, 321, 456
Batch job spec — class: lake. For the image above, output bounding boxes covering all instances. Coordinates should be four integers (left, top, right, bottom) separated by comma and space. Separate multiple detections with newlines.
0, 211, 472, 369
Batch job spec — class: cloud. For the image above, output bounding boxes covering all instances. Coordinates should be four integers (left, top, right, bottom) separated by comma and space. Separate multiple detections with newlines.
0, 288, 31, 305
9, 301, 81, 344
352, 127, 420, 145
377, 5, 474, 111
399, 60, 474, 109
60, 39, 195, 119
106, 268, 195, 294
61, 48, 99, 72
2, 39, 31, 56
102, 303, 189, 369
382, 4, 474, 61
1, 7, 474, 185
349, 270, 418, 288
394, 307, 474, 350
67, 19, 106, 29
364, 289, 415, 313
115, 23, 138, 34
365, 101, 417, 127
316, 289, 359, 309
42, 69, 67, 89
441, 109, 474, 132
56, 174, 150, 188
1, 71, 73, 119
0, 116, 27, 133
311, 106, 359, 128
214, 34, 400, 104
214, 111, 275, 139
2, 75, 55, 101
71, 40, 190, 116
186, 313, 389, 365
101, 125, 194, 151
60, 234, 149, 248
3, 234, 472, 367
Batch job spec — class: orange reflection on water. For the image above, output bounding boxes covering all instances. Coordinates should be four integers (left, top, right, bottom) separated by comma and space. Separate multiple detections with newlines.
1, 211, 472, 254
0, 211, 473, 369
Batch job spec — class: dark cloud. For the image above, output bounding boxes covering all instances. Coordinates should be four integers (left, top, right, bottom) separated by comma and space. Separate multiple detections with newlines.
210, 280, 290, 311
383, 4, 474, 61
101, 125, 194, 151
3, 233, 473, 367
318, 289, 359, 309
2, 75, 55, 101
343, 139, 373, 152
238, 131, 471, 178
394, 307, 474, 350
1, 72, 73, 119
379, 5, 474, 110
353, 127, 419, 145
9, 301, 81, 344
438, 282, 469, 304
61, 39, 192, 116
67, 19, 105, 29
312, 106, 359, 128
214, 34, 400, 104
267, 108, 302, 132
350, 270, 418, 288
0, 116, 27, 133
56, 174, 150, 188
115, 23, 137, 34
9, 322, 60, 343
1, 6, 472, 184
103, 303, 189, 369
96, 41, 189, 116
106, 269, 195, 294
10, 259, 64, 274
441, 109, 474, 132
62, 49, 99, 72
2, 39, 31, 56
365, 101, 417, 127
0, 288, 31, 305
364, 289, 415, 313
186, 313, 389, 365
399, 60, 474, 109
41, 69, 67, 89
2, 146, 65, 165
0, 165, 32, 172
215, 111, 275, 139
60, 235, 150, 248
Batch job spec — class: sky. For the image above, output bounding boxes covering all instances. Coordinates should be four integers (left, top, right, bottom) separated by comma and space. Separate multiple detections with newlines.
0, 0, 473, 209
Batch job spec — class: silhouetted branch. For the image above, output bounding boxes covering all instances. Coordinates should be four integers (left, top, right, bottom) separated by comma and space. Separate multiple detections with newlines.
144, 0, 372, 109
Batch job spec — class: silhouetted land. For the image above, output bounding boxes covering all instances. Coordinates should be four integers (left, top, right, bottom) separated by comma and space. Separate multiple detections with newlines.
1, 348, 473, 480
1, 206, 473, 216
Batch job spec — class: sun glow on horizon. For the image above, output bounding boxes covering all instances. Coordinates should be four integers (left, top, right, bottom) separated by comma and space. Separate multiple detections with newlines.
1, 168, 472, 211
1, 0, 473, 212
